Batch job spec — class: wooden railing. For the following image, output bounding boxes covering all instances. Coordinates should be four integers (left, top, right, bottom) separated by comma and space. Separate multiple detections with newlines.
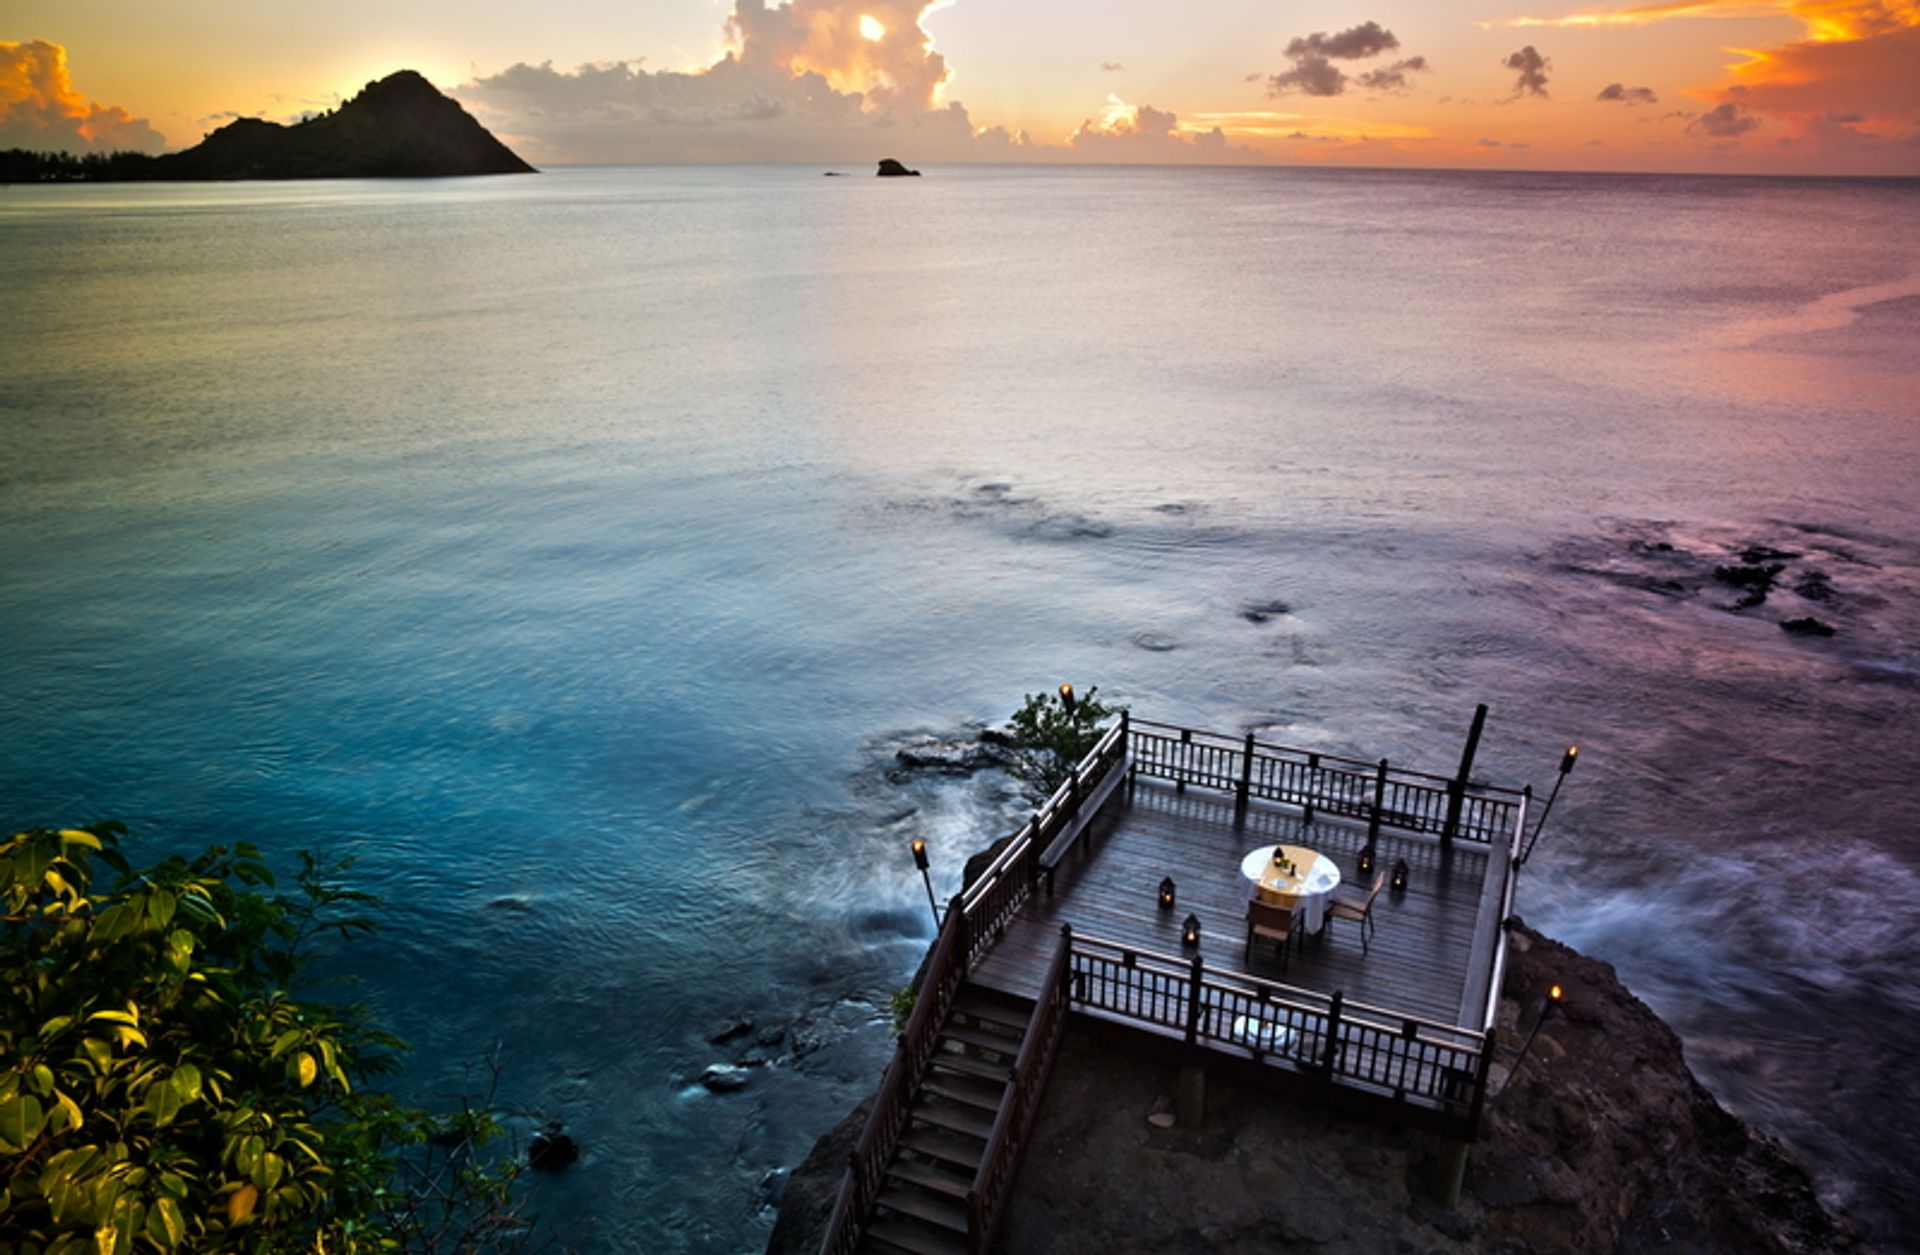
1067, 932, 1491, 1130
966, 928, 1073, 1252
817, 889, 970, 1255
1127, 719, 1524, 846
820, 723, 1129, 1255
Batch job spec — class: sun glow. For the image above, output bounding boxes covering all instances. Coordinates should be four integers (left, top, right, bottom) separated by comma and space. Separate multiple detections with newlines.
858, 14, 886, 41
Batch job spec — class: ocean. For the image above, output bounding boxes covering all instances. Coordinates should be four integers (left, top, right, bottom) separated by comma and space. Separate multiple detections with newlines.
2, 163, 1917, 1250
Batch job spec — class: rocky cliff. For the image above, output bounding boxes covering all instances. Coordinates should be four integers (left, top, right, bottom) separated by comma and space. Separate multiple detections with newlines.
767, 920, 1855, 1254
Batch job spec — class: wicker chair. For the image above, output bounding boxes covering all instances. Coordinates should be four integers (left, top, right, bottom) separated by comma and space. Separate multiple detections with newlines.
1327, 870, 1386, 953
1244, 899, 1295, 970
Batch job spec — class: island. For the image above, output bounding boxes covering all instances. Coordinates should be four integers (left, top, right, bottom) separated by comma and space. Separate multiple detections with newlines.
0, 70, 534, 182
876, 158, 921, 177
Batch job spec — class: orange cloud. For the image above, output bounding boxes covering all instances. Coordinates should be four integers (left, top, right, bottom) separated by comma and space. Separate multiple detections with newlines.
1492, 0, 1918, 35
0, 39, 165, 153
726, 0, 953, 110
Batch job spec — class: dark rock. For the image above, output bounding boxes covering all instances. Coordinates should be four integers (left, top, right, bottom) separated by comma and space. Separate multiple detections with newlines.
1240, 599, 1293, 625
756, 1024, 788, 1048
876, 157, 921, 177
1712, 562, 1783, 607
892, 734, 1012, 775
1740, 545, 1801, 564
527, 1125, 579, 1172
1781, 617, 1836, 637
707, 1016, 755, 1045
764, 1097, 873, 1255
700, 1064, 751, 1093
1793, 571, 1835, 602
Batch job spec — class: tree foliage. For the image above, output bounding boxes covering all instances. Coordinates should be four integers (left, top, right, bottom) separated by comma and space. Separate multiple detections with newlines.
1006, 686, 1123, 804
0, 823, 539, 1255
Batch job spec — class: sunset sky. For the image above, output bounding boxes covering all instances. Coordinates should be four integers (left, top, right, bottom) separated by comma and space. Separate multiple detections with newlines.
4, 0, 1916, 175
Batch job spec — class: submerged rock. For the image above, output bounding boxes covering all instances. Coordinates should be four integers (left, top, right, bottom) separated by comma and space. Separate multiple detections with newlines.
528, 1124, 579, 1171
701, 1064, 752, 1093
1240, 599, 1292, 624
1713, 562, 1784, 607
1781, 616, 1836, 637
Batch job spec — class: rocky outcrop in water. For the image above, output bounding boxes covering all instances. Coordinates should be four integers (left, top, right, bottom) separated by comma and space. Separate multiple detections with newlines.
765, 920, 1856, 1254
876, 158, 921, 177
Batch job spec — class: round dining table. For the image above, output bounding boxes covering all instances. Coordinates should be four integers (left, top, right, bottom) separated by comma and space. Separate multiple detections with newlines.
1240, 843, 1342, 934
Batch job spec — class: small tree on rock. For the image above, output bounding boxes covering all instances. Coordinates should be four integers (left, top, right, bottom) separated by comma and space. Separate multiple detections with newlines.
1006, 686, 1123, 804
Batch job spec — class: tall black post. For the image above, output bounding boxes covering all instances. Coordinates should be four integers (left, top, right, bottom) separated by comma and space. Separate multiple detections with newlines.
1442, 703, 1489, 850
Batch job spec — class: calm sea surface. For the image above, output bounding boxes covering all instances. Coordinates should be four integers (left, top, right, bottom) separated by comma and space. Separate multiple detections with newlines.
3, 164, 1918, 1250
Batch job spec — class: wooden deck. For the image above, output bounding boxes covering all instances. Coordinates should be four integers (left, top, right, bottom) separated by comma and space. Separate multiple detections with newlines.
968, 776, 1502, 1030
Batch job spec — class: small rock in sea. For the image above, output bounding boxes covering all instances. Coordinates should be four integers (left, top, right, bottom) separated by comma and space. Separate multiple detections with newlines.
1781, 616, 1836, 637
528, 1125, 579, 1172
1240, 599, 1292, 625
1712, 562, 1782, 607
707, 1017, 754, 1045
701, 1064, 752, 1093
1740, 544, 1800, 564
1130, 630, 1179, 652
1147, 1111, 1176, 1129
1794, 571, 1835, 601
876, 157, 921, 177
755, 1024, 787, 1048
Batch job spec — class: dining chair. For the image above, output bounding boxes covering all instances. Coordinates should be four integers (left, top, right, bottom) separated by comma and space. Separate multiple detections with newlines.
1244, 899, 1295, 970
1327, 870, 1386, 953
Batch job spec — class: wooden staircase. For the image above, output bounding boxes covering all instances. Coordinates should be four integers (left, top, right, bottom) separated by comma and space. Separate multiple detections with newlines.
857, 984, 1033, 1255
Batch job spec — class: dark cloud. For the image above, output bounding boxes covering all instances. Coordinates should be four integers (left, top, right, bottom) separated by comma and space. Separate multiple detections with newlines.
1597, 82, 1657, 105
1268, 21, 1425, 99
1100, 62, 1125, 73
1688, 101, 1761, 138
1269, 55, 1346, 97
1284, 21, 1399, 62
1503, 46, 1550, 98
1355, 57, 1430, 93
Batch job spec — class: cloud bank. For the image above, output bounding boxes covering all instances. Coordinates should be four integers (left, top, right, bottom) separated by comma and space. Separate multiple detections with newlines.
0, 40, 165, 153
457, 0, 1250, 164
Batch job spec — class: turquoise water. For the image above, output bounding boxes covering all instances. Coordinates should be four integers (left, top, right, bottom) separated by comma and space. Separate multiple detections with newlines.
3, 165, 1918, 1248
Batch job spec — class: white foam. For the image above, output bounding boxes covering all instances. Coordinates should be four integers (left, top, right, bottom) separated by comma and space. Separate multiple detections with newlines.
1711, 272, 1920, 349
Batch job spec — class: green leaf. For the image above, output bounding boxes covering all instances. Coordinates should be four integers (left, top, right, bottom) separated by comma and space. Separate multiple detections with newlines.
39, 1014, 75, 1039
171, 1062, 202, 1103
86, 1009, 139, 1027
146, 1195, 185, 1249
145, 1081, 181, 1128
58, 828, 103, 850
259, 1152, 285, 1192
0, 1092, 47, 1152
269, 1029, 302, 1060
226, 1182, 258, 1224
52, 1088, 84, 1133
146, 889, 177, 928
81, 1037, 114, 1073
31, 1064, 56, 1096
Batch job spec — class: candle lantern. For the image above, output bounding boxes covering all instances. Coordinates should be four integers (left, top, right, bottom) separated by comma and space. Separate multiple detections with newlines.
1358, 844, 1376, 878
1391, 858, 1410, 893
1158, 876, 1176, 912
1181, 913, 1201, 948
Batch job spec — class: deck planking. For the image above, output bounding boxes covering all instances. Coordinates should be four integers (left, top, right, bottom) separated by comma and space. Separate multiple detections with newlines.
968, 777, 1502, 1030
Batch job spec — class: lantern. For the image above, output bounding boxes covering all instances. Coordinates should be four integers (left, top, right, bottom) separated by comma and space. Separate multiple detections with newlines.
1158, 876, 1176, 911
1391, 858, 1409, 893
1182, 913, 1201, 948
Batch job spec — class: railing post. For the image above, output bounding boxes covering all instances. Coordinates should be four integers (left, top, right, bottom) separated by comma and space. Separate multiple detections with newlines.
1304, 752, 1319, 824
1184, 951, 1205, 1046
1321, 991, 1344, 1074
1442, 704, 1487, 850
950, 893, 969, 976
1177, 727, 1191, 792
1237, 731, 1254, 810
1368, 759, 1388, 841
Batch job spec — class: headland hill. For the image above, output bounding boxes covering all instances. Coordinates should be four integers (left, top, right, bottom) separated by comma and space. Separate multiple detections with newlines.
0, 70, 534, 182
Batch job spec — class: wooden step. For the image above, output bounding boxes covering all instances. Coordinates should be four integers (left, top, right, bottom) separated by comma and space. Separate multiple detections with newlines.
898, 1125, 985, 1171
922, 1069, 1006, 1113
912, 1095, 995, 1141
886, 1158, 971, 1200
951, 987, 1031, 1031
928, 1048, 1011, 1083
938, 1023, 1023, 1056
863, 1215, 965, 1255
878, 1182, 968, 1234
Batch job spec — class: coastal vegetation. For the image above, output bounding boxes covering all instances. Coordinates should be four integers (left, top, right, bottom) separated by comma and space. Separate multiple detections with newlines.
1005, 686, 1122, 803
0, 824, 538, 1253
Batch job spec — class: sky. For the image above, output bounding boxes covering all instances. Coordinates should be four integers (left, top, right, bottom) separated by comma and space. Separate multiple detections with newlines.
3, 0, 1916, 175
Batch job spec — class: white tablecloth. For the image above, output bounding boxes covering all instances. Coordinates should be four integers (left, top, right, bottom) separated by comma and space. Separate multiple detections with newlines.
1240, 844, 1342, 933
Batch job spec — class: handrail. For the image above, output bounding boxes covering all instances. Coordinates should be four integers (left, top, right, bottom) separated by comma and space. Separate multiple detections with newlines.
1065, 932, 1487, 1120
966, 929, 1073, 1252
1069, 930, 1483, 1046
959, 720, 1127, 914
817, 891, 969, 1255
1128, 719, 1527, 797
1482, 787, 1530, 1033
